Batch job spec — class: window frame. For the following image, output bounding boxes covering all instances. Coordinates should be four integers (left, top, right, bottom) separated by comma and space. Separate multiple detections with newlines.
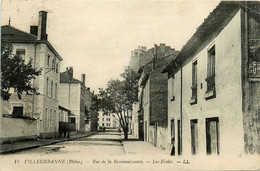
205, 44, 216, 100
190, 60, 198, 104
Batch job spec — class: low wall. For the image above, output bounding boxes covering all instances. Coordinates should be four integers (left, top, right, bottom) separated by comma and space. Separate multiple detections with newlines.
156, 126, 168, 149
148, 125, 168, 149
0, 115, 37, 144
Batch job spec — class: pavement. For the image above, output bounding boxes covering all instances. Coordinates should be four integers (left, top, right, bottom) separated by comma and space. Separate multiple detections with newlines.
0, 131, 95, 154
121, 133, 169, 156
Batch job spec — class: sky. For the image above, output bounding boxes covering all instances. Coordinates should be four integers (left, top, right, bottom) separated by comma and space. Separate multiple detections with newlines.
1, 0, 220, 92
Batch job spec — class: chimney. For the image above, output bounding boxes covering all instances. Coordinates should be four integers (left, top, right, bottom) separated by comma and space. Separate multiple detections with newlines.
30, 26, 38, 36
160, 43, 166, 52
154, 44, 158, 59
141, 46, 146, 52
68, 67, 73, 80
37, 11, 48, 40
81, 74, 86, 86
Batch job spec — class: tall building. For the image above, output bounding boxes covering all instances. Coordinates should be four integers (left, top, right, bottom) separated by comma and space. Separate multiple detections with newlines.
59, 67, 91, 133
1, 11, 63, 140
136, 44, 179, 148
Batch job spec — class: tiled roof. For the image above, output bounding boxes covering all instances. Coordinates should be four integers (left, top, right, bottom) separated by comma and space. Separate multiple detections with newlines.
1, 25, 63, 61
1, 25, 37, 42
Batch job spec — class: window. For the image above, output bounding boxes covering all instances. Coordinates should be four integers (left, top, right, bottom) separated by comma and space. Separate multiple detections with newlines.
55, 83, 58, 99
206, 117, 219, 155
46, 77, 49, 95
45, 108, 48, 128
102, 118, 104, 121
205, 45, 216, 99
102, 123, 104, 126
52, 59, 55, 70
16, 49, 25, 60
56, 63, 59, 73
191, 61, 197, 104
71, 117, 76, 124
54, 109, 56, 124
190, 119, 198, 155
47, 55, 50, 66
51, 80, 53, 97
49, 109, 52, 128
12, 106, 23, 117
170, 75, 175, 101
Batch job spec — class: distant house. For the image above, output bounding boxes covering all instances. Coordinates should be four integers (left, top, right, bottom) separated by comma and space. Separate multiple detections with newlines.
58, 67, 91, 133
98, 111, 120, 129
1, 11, 63, 141
137, 44, 178, 149
163, 1, 260, 157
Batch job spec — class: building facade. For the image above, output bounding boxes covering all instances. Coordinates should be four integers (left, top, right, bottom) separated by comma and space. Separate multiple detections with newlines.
137, 44, 178, 149
163, 1, 260, 157
98, 111, 120, 129
58, 67, 91, 133
1, 11, 63, 139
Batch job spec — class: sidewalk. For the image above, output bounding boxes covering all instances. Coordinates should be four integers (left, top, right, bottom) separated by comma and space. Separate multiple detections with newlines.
121, 134, 169, 156
0, 131, 95, 154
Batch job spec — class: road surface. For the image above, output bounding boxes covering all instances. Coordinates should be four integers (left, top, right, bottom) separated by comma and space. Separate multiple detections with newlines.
13, 132, 125, 156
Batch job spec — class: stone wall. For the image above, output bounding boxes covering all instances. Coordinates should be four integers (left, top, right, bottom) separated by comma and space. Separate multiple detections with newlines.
0, 116, 37, 144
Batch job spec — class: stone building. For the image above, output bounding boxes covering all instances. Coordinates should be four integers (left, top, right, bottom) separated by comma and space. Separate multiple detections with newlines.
137, 44, 178, 148
163, 1, 260, 157
58, 67, 91, 133
1, 11, 63, 140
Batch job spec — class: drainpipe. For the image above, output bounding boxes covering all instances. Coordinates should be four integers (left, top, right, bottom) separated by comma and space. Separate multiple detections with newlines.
180, 65, 183, 155
32, 41, 37, 118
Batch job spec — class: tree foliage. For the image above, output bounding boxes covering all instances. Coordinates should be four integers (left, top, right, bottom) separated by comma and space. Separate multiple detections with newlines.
1, 43, 42, 100
97, 66, 139, 139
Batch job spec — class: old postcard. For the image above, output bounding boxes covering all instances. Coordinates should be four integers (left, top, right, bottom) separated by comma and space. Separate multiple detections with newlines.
1, 0, 260, 170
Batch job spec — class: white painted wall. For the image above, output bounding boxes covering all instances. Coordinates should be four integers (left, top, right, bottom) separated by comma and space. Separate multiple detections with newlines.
168, 10, 244, 157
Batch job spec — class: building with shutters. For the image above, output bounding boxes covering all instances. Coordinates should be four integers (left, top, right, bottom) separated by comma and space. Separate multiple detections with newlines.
1, 11, 63, 140
162, 1, 260, 157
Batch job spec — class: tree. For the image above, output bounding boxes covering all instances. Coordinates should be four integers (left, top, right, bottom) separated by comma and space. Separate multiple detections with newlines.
89, 92, 101, 131
98, 66, 138, 140
1, 43, 42, 101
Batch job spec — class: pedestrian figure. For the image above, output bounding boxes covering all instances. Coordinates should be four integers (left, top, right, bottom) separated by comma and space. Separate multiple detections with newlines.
170, 137, 175, 156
